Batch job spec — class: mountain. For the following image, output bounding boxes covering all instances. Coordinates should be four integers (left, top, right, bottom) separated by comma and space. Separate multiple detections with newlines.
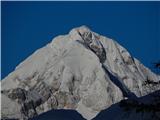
1, 26, 160, 120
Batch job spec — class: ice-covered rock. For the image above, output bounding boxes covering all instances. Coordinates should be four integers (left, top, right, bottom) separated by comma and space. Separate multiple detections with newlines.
1, 26, 160, 120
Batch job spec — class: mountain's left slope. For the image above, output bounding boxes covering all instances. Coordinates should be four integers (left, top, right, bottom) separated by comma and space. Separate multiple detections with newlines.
1, 26, 160, 120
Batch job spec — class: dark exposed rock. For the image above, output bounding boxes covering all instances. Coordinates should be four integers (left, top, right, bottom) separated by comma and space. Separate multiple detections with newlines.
144, 77, 160, 85
79, 31, 106, 63
7, 88, 27, 102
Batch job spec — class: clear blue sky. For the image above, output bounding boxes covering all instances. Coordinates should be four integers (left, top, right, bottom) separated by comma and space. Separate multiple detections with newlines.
1, 1, 160, 79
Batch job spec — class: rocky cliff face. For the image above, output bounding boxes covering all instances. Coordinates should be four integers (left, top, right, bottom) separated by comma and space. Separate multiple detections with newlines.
1, 26, 160, 120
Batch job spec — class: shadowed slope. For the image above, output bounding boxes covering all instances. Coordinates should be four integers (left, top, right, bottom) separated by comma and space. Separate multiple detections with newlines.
30, 109, 85, 120
93, 90, 160, 120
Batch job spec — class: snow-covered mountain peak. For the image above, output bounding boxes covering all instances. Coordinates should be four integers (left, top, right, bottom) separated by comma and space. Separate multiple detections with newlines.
70, 25, 91, 35
69, 26, 99, 41
1, 26, 160, 120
